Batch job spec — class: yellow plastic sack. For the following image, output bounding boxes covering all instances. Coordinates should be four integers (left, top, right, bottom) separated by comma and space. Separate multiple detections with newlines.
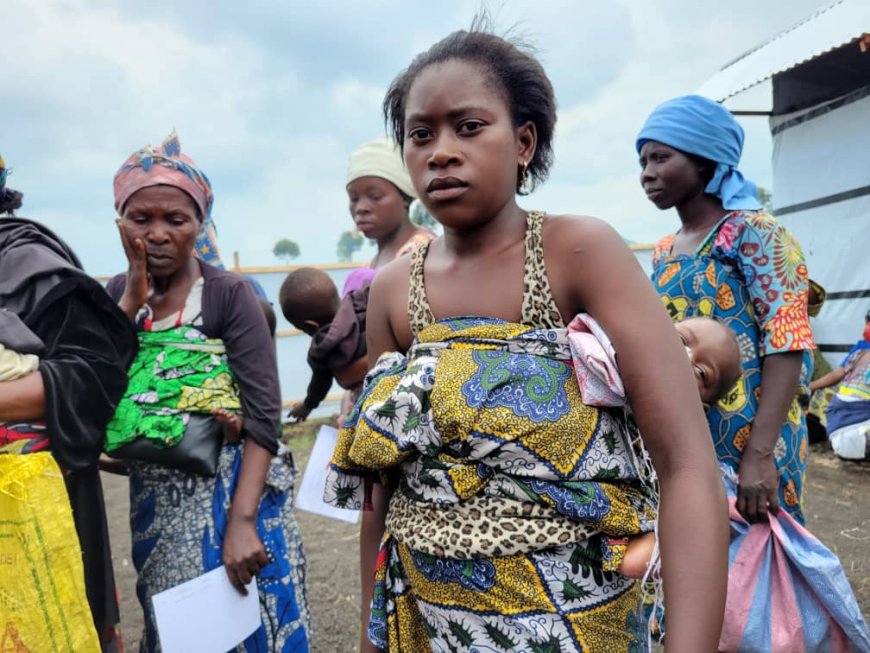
0, 453, 100, 652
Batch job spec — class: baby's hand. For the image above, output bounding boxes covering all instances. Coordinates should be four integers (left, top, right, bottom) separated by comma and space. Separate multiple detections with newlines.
212, 408, 243, 444
288, 401, 312, 423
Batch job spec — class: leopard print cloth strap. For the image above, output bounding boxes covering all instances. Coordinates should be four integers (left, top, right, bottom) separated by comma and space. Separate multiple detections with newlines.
406, 211, 565, 336
386, 490, 596, 559
522, 210, 565, 329
407, 240, 436, 336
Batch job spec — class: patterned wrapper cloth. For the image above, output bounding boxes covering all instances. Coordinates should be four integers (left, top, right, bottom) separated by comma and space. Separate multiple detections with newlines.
652, 210, 814, 521
326, 317, 658, 653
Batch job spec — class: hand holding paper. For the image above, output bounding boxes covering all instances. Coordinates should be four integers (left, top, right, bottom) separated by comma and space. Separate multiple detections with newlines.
152, 567, 261, 653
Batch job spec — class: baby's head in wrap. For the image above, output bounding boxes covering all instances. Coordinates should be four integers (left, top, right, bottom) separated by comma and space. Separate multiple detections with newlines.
636, 95, 761, 211
346, 137, 417, 201
113, 131, 224, 268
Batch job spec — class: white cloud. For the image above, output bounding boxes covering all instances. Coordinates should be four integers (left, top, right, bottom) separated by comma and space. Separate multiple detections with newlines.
330, 79, 385, 124
539, 0, 824, 240
1, 0, 831, 277
215, 135, 353, 266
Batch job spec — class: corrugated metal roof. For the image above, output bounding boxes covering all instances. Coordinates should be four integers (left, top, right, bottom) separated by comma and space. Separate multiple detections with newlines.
697, 0, 870, 101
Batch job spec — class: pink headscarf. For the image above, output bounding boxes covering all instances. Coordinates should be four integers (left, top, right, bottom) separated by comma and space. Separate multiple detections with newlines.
113, 130, 213, 221
113, 131, 224, 268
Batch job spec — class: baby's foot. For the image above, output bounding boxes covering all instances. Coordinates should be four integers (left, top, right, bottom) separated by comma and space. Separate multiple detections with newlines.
618, 532, 657, 578
98, 454, 130, 476
212, 408, 243, 444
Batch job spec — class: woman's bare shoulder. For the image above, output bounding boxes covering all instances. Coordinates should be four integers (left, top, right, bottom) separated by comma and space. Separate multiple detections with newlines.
372, 253, 413, 293
542, 213, 627, 254
367, 251, 415, 354
368, 254, 413, 325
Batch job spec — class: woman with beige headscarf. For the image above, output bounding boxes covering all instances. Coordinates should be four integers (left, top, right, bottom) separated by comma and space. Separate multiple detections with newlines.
341, 137, 434, 296
288, 138, 435, 424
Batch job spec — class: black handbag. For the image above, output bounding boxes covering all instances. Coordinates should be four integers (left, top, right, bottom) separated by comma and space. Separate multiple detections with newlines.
108, 414, 223, 477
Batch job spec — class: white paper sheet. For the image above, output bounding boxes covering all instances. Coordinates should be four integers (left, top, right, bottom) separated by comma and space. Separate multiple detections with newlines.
152, 567, 260, 653
294, 425, 361, 524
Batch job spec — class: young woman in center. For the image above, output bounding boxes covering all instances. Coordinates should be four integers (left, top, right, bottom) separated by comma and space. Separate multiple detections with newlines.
326, 26, 728, 653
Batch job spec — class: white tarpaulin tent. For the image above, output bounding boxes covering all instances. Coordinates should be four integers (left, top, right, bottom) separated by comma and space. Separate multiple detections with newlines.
700, 0, 870, 365
770, 91, 870, 360
699, 0, 870, 101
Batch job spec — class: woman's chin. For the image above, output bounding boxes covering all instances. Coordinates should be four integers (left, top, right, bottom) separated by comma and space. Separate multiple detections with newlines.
649, 197, 675, 211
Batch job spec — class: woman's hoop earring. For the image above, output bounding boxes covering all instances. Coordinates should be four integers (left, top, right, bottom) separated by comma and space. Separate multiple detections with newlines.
518, 160, 529, 193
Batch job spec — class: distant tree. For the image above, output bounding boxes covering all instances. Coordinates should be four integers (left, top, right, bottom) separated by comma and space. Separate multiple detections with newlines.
273, 238, 300, 264
757, 186, 774, 213
337, 230, 364, 262
410, 201, 439, 231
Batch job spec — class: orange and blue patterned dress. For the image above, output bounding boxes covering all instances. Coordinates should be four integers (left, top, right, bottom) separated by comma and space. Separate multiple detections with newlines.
652, 210, 814, 522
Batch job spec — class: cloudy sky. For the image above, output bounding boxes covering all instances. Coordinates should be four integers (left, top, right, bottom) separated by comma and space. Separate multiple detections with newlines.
3, 0, 827, 276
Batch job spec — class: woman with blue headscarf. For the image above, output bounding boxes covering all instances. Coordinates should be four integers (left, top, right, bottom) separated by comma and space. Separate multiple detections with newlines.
637, 95, 814, 525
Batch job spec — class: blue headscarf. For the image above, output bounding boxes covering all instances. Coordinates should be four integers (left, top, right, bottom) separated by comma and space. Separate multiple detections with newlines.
636, 95, 761, 211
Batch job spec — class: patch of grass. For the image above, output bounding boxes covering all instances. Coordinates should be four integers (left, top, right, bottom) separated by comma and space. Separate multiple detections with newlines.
282, 416, 337, 455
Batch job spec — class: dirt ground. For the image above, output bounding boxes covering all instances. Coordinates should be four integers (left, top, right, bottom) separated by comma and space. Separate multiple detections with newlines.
103, 427, 870, 652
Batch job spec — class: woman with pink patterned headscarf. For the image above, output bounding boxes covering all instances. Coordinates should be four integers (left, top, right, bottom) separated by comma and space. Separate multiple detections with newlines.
113, 130, 224, 268
109, 132, 310, 652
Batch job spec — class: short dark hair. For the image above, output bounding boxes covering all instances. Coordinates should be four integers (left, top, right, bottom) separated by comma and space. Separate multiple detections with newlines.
0, 188, 23, 215
384, 17, 556, 194
258, 298, 277, 338
278, 268, 339, 327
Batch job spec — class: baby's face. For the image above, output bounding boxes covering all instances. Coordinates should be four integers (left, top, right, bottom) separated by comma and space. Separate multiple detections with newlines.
675, 318, 742, 408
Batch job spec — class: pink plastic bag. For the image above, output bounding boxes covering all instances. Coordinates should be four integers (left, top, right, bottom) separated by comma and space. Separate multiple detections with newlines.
719, 469, 870, 653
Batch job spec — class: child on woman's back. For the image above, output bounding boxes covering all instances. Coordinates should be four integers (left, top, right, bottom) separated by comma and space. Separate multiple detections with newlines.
568, 315, 742, 577
325, 21, 728, 653
571, 314, 742, 412
279, 268, 368, 423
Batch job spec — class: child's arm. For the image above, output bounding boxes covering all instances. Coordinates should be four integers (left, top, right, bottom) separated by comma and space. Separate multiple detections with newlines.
809, 366, 846, 392
548, 216, 728, 653
358, 271, 403, 653
0, 372, 44, 421
289, 366, 333, 422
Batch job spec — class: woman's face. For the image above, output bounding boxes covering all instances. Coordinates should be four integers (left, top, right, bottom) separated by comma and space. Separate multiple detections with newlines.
639, 141, 707, 210
402, 59, 535, 230
121, 185, 200, 277
346, 176, 408, 240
